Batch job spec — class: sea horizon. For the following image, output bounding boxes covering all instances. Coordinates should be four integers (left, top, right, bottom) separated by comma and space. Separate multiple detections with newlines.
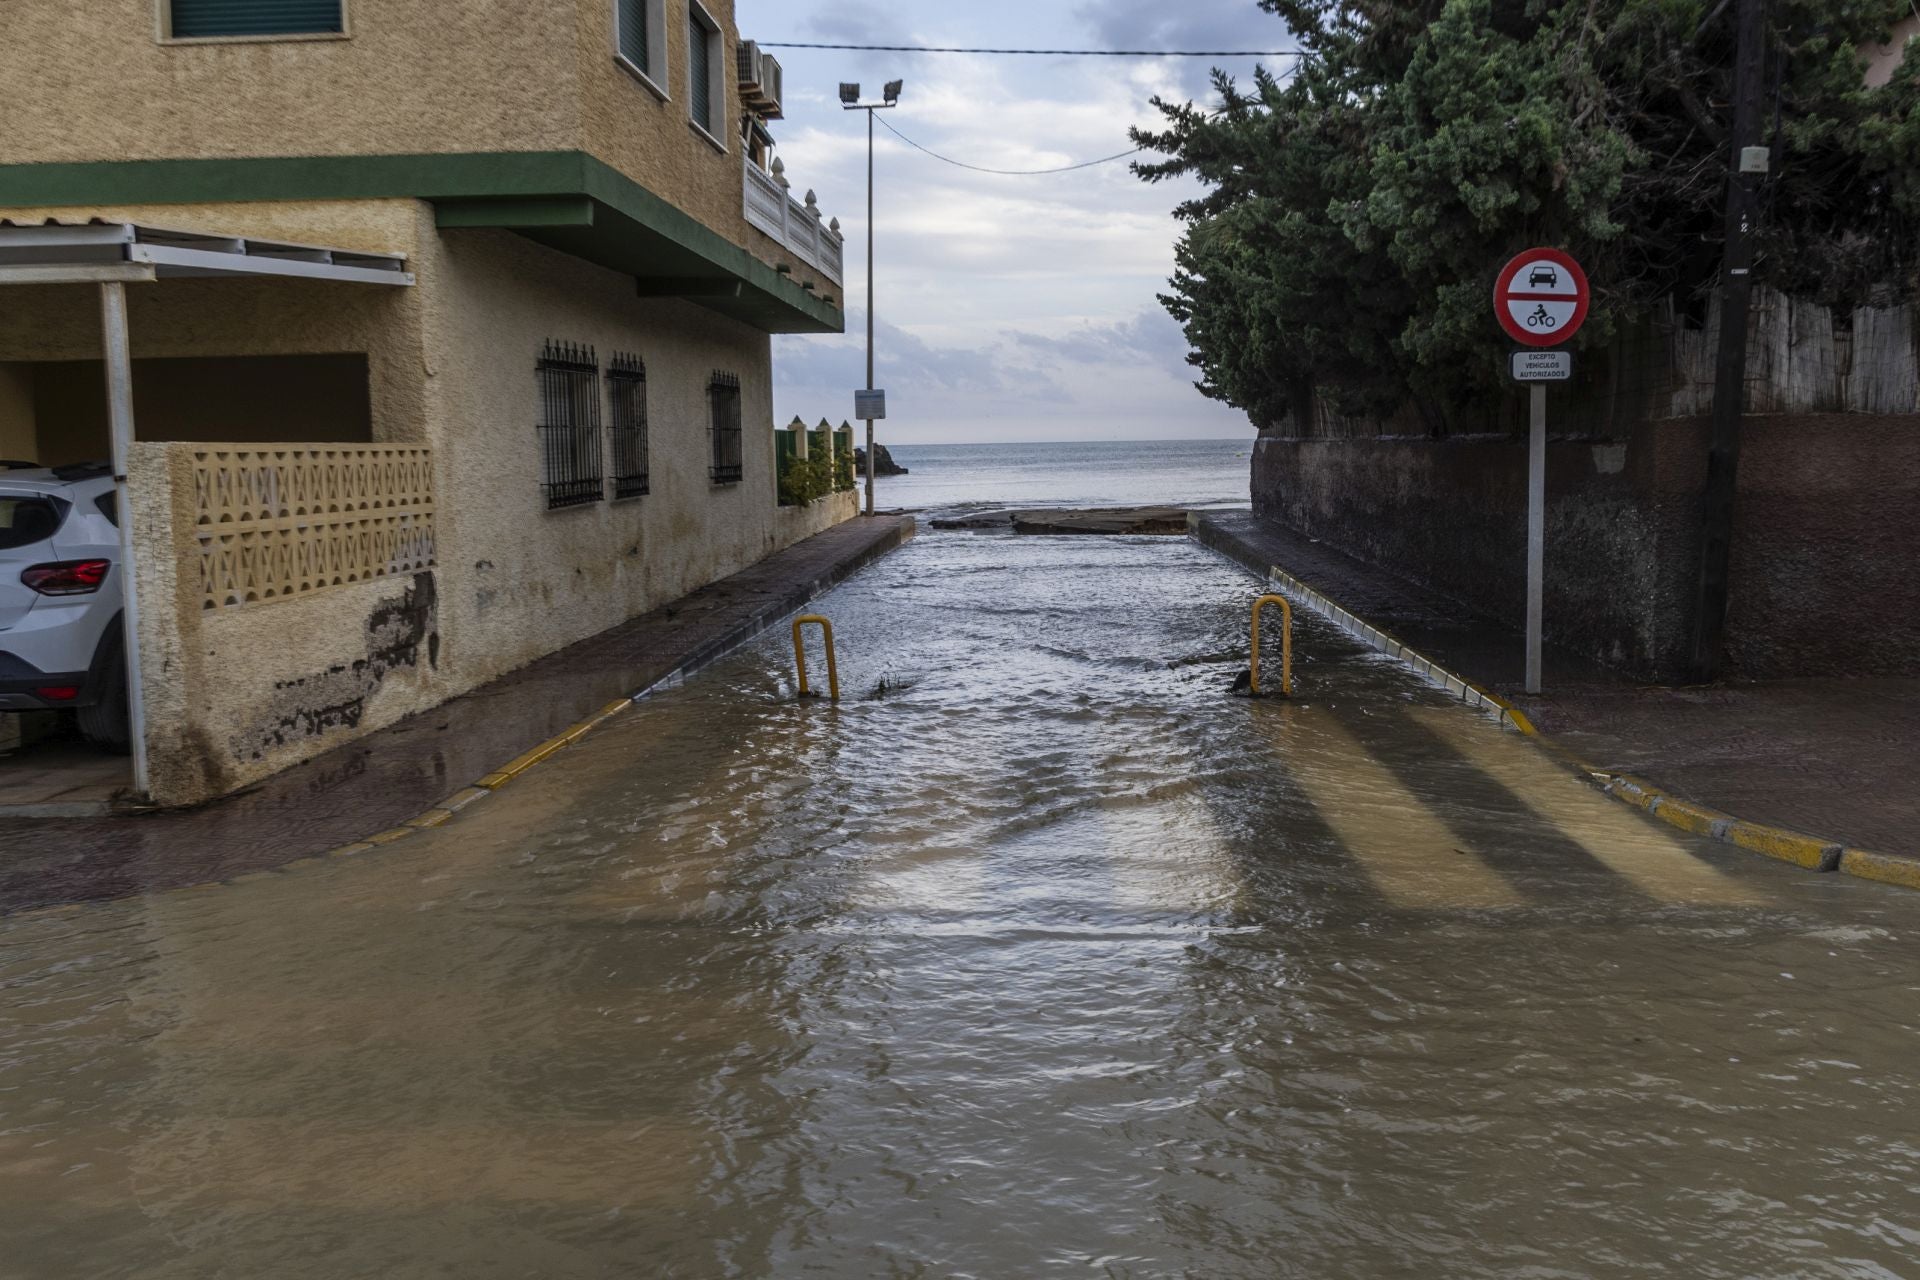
877, 435, 1255, 447
872, 436, 1255, 515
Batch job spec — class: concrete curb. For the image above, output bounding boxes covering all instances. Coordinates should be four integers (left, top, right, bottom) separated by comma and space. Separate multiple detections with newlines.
263, 516, 914, 882
1190, 515, 1917, 893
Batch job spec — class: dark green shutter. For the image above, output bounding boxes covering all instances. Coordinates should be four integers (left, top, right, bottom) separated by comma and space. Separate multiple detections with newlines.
689, 19, 712, 131
835, 427, 854, 490
617, 0, 648, 71
775, 430, 798, 504
170, 0, 343, 37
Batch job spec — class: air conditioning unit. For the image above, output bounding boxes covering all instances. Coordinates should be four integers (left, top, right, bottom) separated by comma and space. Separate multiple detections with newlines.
737, 40, 764, 92
759, 52, 784, 119
737, 40, 784, 117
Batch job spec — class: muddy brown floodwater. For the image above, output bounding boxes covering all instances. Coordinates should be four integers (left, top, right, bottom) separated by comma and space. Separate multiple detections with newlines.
2, 533, 1916, 1278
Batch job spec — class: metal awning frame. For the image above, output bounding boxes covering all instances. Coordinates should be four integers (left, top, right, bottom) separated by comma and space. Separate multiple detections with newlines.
0, 221, 415, 287
0, 220, 412, 801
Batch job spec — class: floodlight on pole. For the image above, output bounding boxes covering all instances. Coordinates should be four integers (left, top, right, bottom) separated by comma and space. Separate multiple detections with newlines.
841, 79, 903, 517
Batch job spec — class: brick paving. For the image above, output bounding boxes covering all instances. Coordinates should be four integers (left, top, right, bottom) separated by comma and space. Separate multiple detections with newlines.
1195, 511, 1920, 862
0, 515, 915, 915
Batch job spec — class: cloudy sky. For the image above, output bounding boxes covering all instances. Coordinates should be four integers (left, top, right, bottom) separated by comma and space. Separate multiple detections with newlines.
735, 0, 1292, 444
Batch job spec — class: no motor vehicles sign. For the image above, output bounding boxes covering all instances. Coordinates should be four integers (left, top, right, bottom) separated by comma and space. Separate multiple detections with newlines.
1493, 245, 1590, 702
1495, 248, 1589, 347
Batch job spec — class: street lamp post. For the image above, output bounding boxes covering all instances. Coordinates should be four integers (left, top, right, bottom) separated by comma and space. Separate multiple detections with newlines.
841, 80, 901, 517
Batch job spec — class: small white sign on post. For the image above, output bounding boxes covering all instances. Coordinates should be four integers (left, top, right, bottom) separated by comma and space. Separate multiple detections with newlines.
1510, 350, 1573, 382
855, 389, 887, 420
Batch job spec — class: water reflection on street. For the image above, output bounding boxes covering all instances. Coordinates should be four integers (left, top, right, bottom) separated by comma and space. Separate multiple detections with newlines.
2, 533, 1915, 1278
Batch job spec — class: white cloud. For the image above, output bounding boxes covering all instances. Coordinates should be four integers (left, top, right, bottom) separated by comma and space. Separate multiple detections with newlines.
737, 0, 1278, 442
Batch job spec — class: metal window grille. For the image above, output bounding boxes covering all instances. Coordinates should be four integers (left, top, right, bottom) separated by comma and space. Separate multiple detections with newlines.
536, 341, 604, 510
608, 353, 650, 499
709, 371, 743, 484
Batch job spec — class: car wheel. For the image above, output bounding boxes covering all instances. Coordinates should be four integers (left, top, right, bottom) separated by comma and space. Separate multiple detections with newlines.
77, 648, 131, 754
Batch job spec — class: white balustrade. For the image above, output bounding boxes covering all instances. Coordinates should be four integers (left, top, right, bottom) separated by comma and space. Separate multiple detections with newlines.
743, 155, 845, 287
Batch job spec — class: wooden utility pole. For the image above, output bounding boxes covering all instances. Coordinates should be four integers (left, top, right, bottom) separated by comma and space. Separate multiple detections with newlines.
1688, 0, 1768, 682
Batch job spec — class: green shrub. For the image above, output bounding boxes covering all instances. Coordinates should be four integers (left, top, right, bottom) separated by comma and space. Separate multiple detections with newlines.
778, 452, 834, 507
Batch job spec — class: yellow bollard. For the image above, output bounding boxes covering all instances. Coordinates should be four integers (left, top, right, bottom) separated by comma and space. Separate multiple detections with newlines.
1250, 594, 1293, 697
792, 615, 840, 701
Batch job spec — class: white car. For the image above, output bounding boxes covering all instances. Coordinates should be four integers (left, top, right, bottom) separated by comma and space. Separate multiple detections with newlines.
0, 461, 130, 750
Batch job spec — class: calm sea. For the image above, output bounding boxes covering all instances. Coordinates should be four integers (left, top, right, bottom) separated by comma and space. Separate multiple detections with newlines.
875, 438, 1255, 515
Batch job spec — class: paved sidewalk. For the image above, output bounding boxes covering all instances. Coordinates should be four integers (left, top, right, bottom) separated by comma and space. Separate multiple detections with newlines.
0, 515, 915, 914
1194, 511, 1919, 867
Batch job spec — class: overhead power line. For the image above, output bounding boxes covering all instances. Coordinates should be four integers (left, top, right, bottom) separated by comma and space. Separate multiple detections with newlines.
869, 103, 1242, 178
760, 42, 1305, 58
875, 114, 1144, 175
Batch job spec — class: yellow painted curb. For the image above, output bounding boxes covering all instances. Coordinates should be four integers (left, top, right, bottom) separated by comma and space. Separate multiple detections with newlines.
474, 701, 633, 791
439, 787, 491, 814
476, 739, 573, 791
1606, 776, 1664, 812
1723, 821, 1842, 872
1603, 777, 1851, 874
43, 700, 628, 901
1650, 796, 1726, 838
1216, 535, 1920, 892
1840, 848, 1920, 890
1497, 703, 1540, 737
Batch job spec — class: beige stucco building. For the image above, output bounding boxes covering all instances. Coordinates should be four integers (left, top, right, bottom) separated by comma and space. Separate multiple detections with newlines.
0, 0, 855, 805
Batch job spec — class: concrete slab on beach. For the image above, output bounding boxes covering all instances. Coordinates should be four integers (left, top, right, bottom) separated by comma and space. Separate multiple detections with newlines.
930, 506, 1192, 535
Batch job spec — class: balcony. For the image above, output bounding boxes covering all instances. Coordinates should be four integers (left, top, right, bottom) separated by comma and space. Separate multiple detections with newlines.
744, 156, 844, 288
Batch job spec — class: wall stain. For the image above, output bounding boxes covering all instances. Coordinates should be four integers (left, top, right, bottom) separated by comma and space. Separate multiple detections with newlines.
228, 572, 439, 764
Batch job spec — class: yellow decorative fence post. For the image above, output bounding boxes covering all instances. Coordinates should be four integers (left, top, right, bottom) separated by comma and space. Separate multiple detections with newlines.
793, 615, 840, 701
1251, 594, 1293, 697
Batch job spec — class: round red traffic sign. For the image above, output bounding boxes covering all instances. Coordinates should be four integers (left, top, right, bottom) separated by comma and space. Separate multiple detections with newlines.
1494, 247, 1589, 347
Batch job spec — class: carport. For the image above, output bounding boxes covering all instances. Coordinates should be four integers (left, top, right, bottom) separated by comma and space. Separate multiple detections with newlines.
0, 220, 414, 809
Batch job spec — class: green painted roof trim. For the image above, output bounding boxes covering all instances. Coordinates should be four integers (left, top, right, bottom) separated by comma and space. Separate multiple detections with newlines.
0, 150, 843, 335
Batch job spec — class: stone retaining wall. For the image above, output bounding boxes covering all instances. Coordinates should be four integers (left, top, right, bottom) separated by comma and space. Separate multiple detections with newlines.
1251, 414, 1920, 680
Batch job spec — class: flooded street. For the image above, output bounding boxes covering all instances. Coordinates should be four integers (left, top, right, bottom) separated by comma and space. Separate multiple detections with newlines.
3, 532, 1916, 1278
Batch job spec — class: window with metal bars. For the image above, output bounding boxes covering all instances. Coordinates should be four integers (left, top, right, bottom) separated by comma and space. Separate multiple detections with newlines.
168, 0, 343, 38
708, 371, 743, 484
536, 342, 604, 510
608, 354, 650, 499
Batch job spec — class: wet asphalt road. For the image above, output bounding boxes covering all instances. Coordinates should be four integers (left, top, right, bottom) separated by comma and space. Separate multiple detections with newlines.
2, 532, 1915, 1278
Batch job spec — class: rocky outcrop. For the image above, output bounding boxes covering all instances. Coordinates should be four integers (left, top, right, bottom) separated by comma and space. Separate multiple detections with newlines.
852, 443, 909, 476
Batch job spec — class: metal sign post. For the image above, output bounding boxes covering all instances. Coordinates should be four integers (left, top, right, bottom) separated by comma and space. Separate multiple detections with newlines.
854, 389, 886, 515
1495, 248, 1590, 695
1526, 382, 1547, 694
